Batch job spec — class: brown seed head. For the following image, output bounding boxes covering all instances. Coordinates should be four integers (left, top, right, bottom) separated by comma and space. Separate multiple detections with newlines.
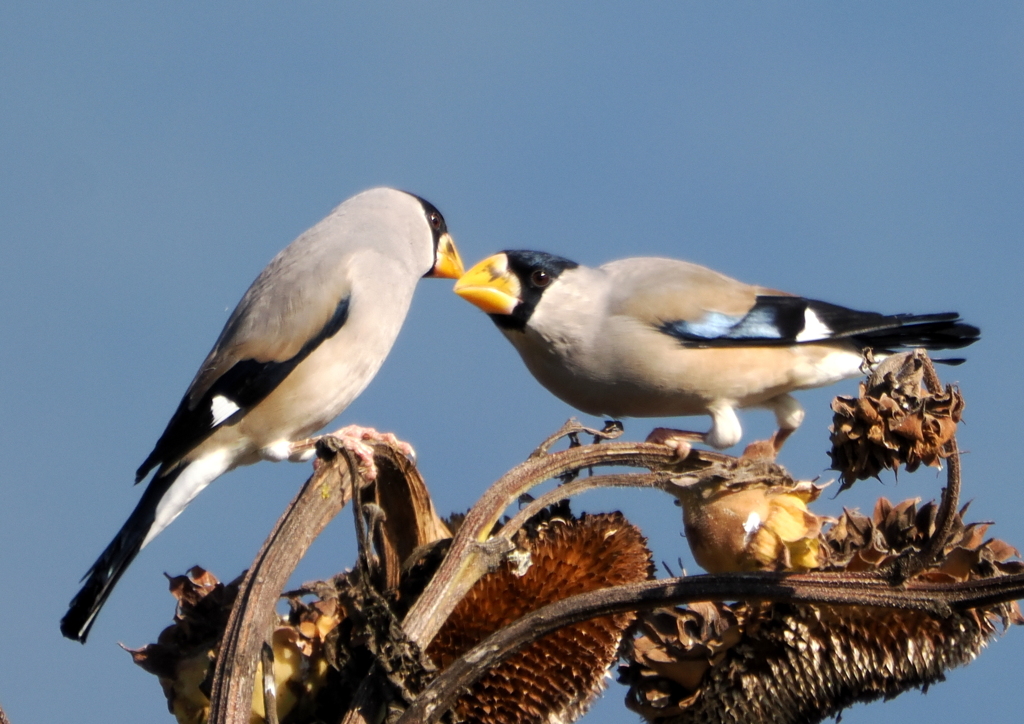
621, 498, 1023, 723
829, 350, 964, 487
428, 511, 653, 724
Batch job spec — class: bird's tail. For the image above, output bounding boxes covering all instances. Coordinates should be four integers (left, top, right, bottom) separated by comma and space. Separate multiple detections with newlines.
61, 449, 234, 643
850, 312, 980, 358
60, 466, 184, 643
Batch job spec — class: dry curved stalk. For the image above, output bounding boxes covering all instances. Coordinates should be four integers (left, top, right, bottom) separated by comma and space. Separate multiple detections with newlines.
527, 418, 624, 458
0, 699, 10, 724
498, 472, 673, 542
401, 421, 732, 647
909, 353, 963, 573
395, 570, 1024, 724
207, 441, 359, 724
919, 436, 960, 566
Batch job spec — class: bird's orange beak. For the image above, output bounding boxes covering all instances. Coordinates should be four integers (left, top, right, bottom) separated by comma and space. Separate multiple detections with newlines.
453, 253, 521, 316
426, 233, 465, 280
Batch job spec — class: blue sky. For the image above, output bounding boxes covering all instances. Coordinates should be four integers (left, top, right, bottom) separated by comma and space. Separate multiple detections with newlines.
1, 3, 1022, 723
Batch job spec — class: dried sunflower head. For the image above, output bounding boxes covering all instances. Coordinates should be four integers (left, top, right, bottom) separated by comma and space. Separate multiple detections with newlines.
621, 498, 1024, 724
427, 510, 653, 724
829, 349, 964, 487
129, 567, 341, 724
127, 567, 237, 724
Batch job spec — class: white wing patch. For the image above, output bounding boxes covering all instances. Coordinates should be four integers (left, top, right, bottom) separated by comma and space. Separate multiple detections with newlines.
795, 308, 833, 342
210, 395, 241, 425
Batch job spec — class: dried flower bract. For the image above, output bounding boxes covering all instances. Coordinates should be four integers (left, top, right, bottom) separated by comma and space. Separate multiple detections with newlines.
128, 567, 340, 724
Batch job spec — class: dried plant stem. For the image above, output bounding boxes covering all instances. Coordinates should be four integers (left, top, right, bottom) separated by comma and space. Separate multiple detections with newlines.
260, 642, 279, 724
881, 353, 962, 578
207, 443, 359, 724
401, 429, 725, 647
919, 435, 961, 566
0, 700, 10, 724
527, 418, 624, 458
498, 471, 672, 542
397, 570, 1024, 724
916, 353, 962, 569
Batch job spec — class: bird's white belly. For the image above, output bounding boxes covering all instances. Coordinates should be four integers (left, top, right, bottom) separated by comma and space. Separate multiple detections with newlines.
509, 325, 865, 420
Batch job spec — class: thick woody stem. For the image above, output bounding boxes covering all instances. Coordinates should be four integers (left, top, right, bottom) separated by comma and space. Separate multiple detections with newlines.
920, 436, 961, 565
918, 353, 961, 565
885, 352, 962, 581
207, 442, 361, 724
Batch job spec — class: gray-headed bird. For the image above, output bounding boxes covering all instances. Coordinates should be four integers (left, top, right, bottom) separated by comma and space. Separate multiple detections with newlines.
61, 187, 463, 642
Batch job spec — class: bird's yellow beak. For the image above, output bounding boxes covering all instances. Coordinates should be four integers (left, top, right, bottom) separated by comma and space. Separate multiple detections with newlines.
427, 233, 465, 279
453, 253, 521, 316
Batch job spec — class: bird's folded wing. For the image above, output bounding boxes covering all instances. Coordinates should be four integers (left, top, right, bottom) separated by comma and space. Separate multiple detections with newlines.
602, 258, 969, 350
604, 257, 768, 330
659, 296, 967, 349
136, 269, 354, 482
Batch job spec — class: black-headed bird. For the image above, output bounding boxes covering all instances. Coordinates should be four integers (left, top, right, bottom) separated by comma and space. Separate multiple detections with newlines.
454, 250, 977, 455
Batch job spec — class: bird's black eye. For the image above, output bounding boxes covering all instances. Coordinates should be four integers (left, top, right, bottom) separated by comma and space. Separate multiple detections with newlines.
530, 269, 551, 287
429, 211, 443, 231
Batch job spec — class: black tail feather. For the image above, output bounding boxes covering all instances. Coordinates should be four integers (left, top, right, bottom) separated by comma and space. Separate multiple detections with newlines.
60, 467, 181, 643
851, 315, 980, 353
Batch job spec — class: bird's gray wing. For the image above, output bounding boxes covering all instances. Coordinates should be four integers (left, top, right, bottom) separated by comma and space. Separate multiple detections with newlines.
604, 257, 766, 327
603, 258, 975, 350
136, 253, 353, 482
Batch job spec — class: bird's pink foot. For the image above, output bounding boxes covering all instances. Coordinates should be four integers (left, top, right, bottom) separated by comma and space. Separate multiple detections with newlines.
645, 428, 703, 460
323, 425, 416, 481
334, 434, 378, 480
331, 424, 416, 460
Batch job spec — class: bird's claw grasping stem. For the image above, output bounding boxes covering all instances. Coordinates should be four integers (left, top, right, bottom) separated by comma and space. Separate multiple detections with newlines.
645, 428, 704, 460
294, 425, 416, 481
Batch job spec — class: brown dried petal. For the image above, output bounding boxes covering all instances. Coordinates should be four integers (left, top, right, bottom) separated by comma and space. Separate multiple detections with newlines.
985, 539, 1021, 562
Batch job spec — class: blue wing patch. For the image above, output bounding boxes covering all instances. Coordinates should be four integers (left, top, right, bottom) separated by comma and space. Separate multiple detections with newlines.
659, 295, 977, 352
675, 308, 789, 341
661, 296, 809, 346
